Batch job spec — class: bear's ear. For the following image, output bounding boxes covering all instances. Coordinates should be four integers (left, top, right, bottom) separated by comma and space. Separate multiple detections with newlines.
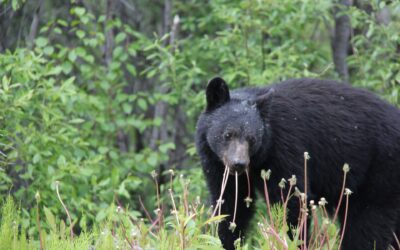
206, 77, 230, 111
256, 88, 275, 111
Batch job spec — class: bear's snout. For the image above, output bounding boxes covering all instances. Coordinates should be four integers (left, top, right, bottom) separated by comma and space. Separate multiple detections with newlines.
223, 140, 249, 175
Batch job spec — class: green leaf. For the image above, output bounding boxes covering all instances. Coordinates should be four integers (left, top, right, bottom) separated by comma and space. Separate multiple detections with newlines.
35, 37, 48, 47
69, 118, 85, 124
11, 0, 21, 10
159, 142, 175, 153
43, 46, 54, 55
33, 153, 41, 164
43, 207, 57, 232
62, 62, 73, 74
2, 75, 10, 91
73, 7, 86, 16
115, 32, 127, 44
137, 98, 147, 110
122, 103, 132, 114
183, 213, 196, 228
68, 50, 77, 62
57, 155, 66, 167
46, 66, 63, 76
76, 30, 85, 39
126, 64, 137, 76
57, 19, 68, 27
203, 214, 229, 225
75, 47, 87, 57
95, 209, 107, 222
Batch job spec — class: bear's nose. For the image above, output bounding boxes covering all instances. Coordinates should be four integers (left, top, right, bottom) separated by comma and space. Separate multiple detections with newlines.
232, 162, 247, 171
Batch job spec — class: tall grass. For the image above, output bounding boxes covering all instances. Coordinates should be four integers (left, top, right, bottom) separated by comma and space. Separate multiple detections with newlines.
0, 155, 356, 249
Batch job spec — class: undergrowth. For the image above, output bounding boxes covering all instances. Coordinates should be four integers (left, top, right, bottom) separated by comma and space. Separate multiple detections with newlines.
0, 155, 359, 249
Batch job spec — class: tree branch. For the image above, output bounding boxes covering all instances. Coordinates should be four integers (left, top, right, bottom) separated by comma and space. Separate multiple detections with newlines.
331, 0, 352, 83
27, 0, 44, 49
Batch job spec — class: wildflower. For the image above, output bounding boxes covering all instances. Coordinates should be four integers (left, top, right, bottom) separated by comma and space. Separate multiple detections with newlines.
310, 200, 315, 205
216, 199, 224, 205
318, 197, 328, 206
294, 187, 301, 197
278, 178, 286, 189
169, 169, 175, 176
344, 188, 353, 195
288, 175, 297, 186
244, 196, 253, 208
229, 222, 237, 232
343, 163, 350, 173
151, 170, 158, 179
304, 152, 310, 160
261, 169, 271, 181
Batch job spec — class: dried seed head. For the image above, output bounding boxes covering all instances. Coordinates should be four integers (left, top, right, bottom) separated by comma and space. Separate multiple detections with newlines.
288, 175, 297, 186
229, 222, 237, 232
304, 152, 310, 160
318, 197, 328, 206
169, 169, 175, 176
244, 196, 253, 208
343, 163, 350, 173
344, 188, 353, 195
261, 169, 271, 181
151, 170, 158, 179
294, 187, 301, 197
278, 178, 287, 189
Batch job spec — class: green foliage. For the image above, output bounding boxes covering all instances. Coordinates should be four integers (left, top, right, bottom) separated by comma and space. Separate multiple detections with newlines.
0, 0, 399, 248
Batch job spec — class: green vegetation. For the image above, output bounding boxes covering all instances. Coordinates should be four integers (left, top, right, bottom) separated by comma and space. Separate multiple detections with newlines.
0, 0, 399, 249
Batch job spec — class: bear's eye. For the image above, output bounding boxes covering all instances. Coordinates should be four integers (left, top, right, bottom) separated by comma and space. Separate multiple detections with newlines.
224, 132, 232, 140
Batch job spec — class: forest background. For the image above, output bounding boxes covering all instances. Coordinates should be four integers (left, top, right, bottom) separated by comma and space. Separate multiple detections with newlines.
0, 0, 399, 249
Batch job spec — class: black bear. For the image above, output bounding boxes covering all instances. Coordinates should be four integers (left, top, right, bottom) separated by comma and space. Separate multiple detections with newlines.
195, 77, 400, 250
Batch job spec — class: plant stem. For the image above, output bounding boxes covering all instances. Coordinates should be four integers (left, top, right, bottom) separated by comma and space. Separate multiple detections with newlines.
338, 193, 350, 249
262, 177, 274, 229
232, 171, 238, 223
303, 152, 309, 250
36, 198, 44, 250
332, 170, 348, 223
55, 181, 74, 239
212, 165, 230, 217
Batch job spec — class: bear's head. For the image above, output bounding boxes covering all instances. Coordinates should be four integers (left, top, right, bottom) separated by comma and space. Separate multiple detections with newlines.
201, 77, 273, 175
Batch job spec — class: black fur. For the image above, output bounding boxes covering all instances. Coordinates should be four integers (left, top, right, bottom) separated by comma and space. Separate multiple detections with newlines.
195, 77, 400, 250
